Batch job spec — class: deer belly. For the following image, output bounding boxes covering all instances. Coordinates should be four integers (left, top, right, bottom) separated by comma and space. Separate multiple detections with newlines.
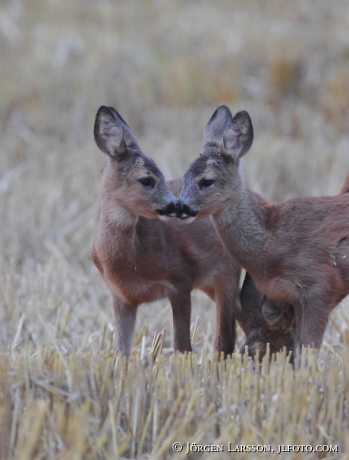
105, 272, 170, 305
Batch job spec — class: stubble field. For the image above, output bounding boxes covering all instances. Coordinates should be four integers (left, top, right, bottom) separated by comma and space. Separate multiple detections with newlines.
1, 1, 349, 458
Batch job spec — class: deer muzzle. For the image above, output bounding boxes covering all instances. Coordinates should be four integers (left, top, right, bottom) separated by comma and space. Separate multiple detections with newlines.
156, 202, 182, 218
178, 204, 198, 221
161, 201, 198, 222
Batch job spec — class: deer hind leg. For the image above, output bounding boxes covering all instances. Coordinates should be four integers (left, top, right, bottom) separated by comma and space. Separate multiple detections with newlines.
294, 294, 332, 351
113, 295, 138, 357
169, 289, 192, 353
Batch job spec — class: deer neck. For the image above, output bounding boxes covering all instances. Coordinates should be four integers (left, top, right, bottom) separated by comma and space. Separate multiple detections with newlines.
99, 166, 140, 253
100, 198, 138, 257
212, 181, 268, 275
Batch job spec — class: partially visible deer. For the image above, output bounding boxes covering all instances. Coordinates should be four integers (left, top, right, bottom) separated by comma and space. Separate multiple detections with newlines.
240, 274, 295, 357
92, 105, 272, 357
173, 105, 349, 352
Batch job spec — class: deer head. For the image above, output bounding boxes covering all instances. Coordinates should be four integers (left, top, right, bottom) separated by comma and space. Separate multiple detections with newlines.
175, 105, 254, 222
94, 106, 179, 220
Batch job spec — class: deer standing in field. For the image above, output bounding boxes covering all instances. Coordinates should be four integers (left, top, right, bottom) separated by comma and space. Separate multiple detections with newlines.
92, 105, 280, 357
172, 104, 349, 352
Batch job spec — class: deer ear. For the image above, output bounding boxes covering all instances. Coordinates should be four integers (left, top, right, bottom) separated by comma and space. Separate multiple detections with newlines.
203, 105, 233, 150
94, 106, 126, 157
220, 111, 253, 160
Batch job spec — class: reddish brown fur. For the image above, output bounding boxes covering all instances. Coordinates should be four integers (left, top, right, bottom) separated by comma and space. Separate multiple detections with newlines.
91, 106, 267, 357
177, 105, 349, 353
244, 174, 349, 358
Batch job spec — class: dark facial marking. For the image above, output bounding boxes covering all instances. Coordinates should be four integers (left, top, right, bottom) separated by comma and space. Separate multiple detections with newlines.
156, 202, 182, 217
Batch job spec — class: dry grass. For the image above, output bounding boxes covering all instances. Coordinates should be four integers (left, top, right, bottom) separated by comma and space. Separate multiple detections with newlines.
1, 0, 349, 458
0, 347, 348, 459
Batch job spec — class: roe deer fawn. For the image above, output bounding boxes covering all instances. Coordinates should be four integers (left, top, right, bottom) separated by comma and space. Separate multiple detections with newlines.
91, 105, 269, 357
173, 104, 349, 352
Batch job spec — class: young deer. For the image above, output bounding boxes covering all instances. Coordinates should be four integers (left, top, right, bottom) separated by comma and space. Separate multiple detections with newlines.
92, 106, 269, 357
173, 105, 349, 352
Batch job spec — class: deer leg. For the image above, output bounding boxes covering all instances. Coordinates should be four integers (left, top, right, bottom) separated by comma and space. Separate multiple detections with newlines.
294, 295, 331, 351
112, 294, 137, 357
238, 272, 270, 358
169, 290, 192, 353
239, 272, 264, 335
214, 290, 238, 357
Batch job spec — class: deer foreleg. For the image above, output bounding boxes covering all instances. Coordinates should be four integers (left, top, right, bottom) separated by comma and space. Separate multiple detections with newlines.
112, 295, 137, 357
169, 290, 192, 353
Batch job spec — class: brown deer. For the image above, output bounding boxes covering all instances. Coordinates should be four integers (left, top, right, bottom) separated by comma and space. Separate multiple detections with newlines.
172, 104, 349, 353
92, 105, 273, 358
240, 274, 295, 357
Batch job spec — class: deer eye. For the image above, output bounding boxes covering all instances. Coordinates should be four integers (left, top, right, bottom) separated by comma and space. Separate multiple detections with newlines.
199, 179, 214, 189
138, 177, 155, 188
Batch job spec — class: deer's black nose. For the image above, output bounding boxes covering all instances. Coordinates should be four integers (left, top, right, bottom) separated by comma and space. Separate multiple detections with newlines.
156, 202, 181, 218
179, 204, 197, 220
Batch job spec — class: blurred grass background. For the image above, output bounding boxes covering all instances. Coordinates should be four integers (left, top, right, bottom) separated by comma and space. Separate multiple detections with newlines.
1, 1, 349, 457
